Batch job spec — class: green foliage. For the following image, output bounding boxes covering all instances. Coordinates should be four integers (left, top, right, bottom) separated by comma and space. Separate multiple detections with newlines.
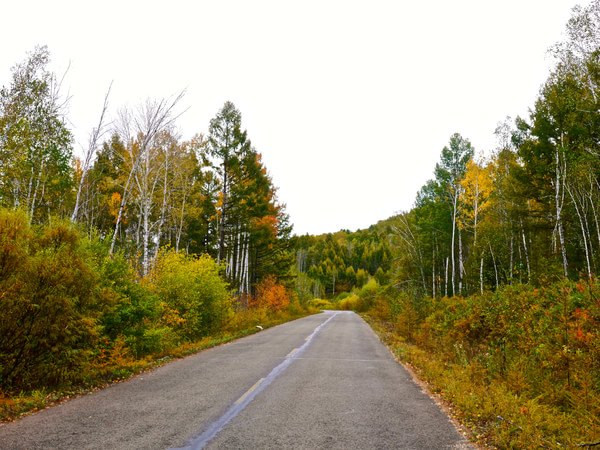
0, 46, 73, 221
146, 249, 232, 340
0, 211, 99, 390
95, 249, 163, 357
307, 298, 335, 310
293, 227, 391, 299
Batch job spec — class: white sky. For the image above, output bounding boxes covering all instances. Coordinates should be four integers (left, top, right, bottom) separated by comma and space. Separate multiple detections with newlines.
0, 0, 582, 235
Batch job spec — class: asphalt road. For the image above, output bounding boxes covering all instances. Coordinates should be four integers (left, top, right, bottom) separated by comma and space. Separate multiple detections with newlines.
0, 311, 471, 449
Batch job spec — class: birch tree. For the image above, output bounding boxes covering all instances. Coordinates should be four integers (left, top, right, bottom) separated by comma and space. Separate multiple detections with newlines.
0, 46, 73, 220
71, 83, 112, 222
109, 93, 184, 259
434, 134, 473, 296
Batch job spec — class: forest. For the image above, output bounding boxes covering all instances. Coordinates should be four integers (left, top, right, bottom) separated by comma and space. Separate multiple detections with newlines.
0, 1, 599, 447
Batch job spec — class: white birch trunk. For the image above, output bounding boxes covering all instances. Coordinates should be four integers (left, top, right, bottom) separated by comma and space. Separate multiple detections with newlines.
432, 246, 436, 298
450, 193, 457, 296
480, 253, 484, 294
555, 144, 568, 276
489, 243, 499, 289
568, 184, 592, 279
444, 256, 449, 297
458, 225, 464, 294
521, 221, 531, 283
509, 234, 514, 284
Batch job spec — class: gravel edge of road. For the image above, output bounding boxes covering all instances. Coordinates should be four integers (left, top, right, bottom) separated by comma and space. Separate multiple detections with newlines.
359, 313, 480, 450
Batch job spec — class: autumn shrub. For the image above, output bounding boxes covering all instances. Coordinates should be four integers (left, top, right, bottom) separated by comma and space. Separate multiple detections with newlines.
356, 278, 379, 310
0, 212, 101, 391
370, 280, 600, 447
93, 249, 165, 356
337, 293, 360, 310
355, 268, 368, 287
145, 249, 232, 340
286, 296, 305, 316
252, 275, 290, 312
307, 298, 335, 310
294, 272, 314, 306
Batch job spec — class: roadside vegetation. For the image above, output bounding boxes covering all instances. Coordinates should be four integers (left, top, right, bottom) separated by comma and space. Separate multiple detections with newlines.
363, 282, 599, 448
0, 209, 313, 421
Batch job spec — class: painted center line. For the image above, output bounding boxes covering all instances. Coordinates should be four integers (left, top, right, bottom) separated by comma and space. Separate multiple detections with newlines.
180, 311, 340, 450
234, 378, 265, 406
293, 357, 388, 362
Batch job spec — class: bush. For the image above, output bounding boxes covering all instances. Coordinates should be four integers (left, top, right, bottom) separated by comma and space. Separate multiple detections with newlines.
145, 249, 232, 340
371, 280, 600, 447
307, 298, 335, 310
0, 208, 312, 413
0, 212, 101, 390
252, 276, 290, 312
338, 293, 360, 310
91, 247, 162, 357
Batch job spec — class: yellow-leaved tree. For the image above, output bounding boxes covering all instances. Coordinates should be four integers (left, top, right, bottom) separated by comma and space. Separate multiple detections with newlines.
459, 158, 493, 246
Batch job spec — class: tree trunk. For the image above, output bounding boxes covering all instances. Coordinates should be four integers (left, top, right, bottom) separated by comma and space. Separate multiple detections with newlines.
509, 234, 514, 284
451, 192, 457, 296
489, 243, 499, 289
432, 246, 436, 298
218, 160, 228, 263
154, 148, 170, 262
568, 184, 592, 279
142, 148, 151, 276
444, 256, 449, 297
458, 225, 464, 295
175, 189, 188, 252
521, 220, 531, 283
555, 144, 568, 277
480, 252, 484, 294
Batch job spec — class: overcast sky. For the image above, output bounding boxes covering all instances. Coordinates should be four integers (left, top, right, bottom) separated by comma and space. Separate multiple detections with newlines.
0, 0, 582, 235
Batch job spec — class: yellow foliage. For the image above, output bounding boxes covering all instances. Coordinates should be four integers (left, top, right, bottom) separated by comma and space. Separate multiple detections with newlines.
159, 301, 186, 328
108, 192, 122, 224
458, 159, 493, 232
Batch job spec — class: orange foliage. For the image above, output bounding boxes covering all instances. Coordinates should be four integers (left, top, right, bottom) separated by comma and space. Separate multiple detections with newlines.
108, 192, 123, 224
252, 215, 278, 239
252, 276, 289, 312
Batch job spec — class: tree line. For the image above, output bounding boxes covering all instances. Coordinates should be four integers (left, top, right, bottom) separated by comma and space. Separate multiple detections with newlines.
0, 46, 291, 296
386, 2, 600, 296
292, 229, 391, 301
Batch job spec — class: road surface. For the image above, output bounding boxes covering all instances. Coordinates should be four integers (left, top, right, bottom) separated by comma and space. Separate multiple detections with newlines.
0, 311, 470, 449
